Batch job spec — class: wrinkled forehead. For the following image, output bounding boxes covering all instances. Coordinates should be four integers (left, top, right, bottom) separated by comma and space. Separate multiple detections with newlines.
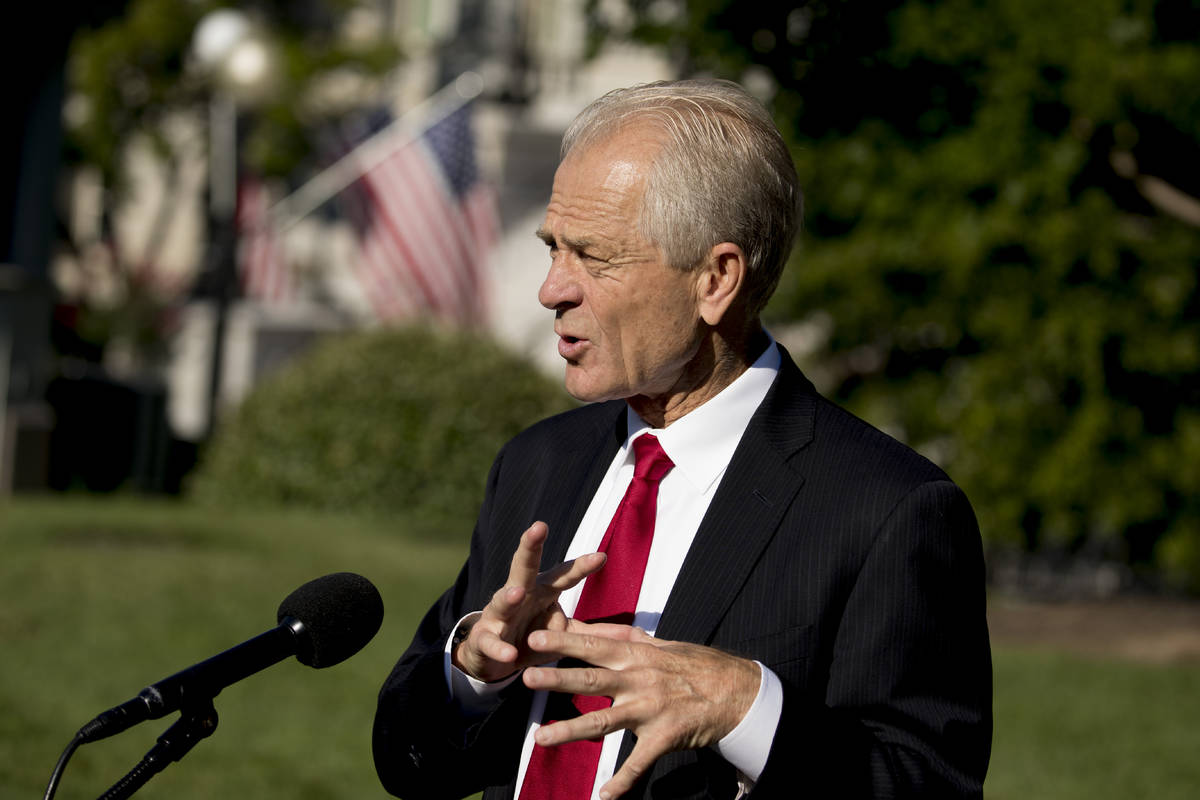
552, 147, 645, 206
548, 122, 666, 216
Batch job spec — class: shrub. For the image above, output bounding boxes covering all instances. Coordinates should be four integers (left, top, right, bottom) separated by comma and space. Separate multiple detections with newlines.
189, 327, 575, 535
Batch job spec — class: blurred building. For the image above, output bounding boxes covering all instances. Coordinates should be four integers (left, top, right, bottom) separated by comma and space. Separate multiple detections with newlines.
37, 0, 672, 489
0, 4, 92, 492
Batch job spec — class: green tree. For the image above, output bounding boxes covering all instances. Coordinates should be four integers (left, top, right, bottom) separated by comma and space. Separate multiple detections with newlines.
597, 0, 1200, 586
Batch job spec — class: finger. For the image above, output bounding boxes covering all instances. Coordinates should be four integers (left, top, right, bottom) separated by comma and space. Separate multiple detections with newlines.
484, 584, 527, 622
628, 626, 656, 644
566, 620, 645, 641
523, 664, 618, 697
533, 703, 616, 747
472, 627, 519, 665
527, 628, 632, 666
536, 551, 606, 591
599, 741, 660, 800
506, 522, 549, 589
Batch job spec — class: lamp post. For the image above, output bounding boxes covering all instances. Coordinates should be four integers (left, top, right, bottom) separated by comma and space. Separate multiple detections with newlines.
190, 9, 276, 439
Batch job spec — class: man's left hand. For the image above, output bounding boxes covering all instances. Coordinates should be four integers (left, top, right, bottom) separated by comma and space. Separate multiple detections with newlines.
522, 624, 761, 800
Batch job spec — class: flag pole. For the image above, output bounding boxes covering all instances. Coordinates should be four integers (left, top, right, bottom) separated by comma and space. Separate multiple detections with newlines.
269, 72, 485, 232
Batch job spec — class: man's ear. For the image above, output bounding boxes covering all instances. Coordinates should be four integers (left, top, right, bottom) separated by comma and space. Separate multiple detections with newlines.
696, 242, 747, 327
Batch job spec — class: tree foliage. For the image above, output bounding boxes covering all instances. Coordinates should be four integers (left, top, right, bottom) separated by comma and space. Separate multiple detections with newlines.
65, 0, 398, 181
597, 0, 1200, 586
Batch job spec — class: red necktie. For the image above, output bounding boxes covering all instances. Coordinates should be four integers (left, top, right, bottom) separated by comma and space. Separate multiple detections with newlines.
518, 434, 675, 800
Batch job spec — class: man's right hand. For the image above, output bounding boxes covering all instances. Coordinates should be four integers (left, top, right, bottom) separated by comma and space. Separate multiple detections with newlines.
452, 521, 606, 683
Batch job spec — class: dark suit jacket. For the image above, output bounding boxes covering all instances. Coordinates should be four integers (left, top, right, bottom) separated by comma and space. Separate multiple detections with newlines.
373, 350, 992, 799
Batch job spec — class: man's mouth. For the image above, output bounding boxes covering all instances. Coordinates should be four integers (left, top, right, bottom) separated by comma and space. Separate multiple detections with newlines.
557, 334, 587, 360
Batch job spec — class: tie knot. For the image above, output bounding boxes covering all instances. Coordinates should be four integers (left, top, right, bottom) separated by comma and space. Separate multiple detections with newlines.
631, 434, 674, 482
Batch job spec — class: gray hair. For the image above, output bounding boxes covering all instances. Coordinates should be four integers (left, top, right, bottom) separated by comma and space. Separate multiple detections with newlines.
561, 79, 802, 316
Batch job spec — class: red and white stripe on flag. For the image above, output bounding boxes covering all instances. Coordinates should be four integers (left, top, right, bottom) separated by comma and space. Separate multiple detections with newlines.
344, 104, 499, 325
236, 177, 293, 304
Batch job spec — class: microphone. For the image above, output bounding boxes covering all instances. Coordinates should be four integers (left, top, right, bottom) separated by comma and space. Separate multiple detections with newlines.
76, 572, 384, 744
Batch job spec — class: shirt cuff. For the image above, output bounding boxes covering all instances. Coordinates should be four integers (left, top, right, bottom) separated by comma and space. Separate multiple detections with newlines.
443, 612, 521, 714
714, 661, 783, 783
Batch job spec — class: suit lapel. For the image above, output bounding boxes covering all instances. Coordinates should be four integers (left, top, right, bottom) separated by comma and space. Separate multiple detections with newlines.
655, 352, 816, 646
617, 353, 818, 780
541, 401, 626, 568
479, 402, 625, 595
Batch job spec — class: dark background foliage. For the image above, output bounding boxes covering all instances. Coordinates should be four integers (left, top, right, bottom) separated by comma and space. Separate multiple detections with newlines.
591, 0, 1200, 588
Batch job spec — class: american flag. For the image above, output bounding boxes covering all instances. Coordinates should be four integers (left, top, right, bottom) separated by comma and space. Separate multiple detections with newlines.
236, 176, 293, 303
337, 103, 498, 325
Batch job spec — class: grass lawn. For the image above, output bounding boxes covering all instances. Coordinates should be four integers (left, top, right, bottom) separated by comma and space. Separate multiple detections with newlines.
989, 647, 1200, 799
2, 496, 465, 800
3, 495, 1198, 798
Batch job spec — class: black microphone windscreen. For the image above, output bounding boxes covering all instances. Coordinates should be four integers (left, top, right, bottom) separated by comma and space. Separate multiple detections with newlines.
277, 572, 384, 668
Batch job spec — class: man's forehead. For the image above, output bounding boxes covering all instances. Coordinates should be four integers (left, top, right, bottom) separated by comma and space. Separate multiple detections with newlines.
537, 179, 635, 243
553, 152, 646, 205
532, 123, 668, 250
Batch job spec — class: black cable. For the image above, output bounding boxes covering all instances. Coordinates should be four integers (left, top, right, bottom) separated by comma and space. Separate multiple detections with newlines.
43, 731, 83, 800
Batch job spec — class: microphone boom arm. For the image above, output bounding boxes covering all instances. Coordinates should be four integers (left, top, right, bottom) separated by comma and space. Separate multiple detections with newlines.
96, 699, 219, 800
79, 618, 303, 743
136, 618, 303, 718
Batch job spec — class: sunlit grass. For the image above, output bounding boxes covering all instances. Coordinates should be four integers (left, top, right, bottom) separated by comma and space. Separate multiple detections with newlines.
988, 647, 1200, 799
2, 495, 465, 800
3, 496, 1197, 799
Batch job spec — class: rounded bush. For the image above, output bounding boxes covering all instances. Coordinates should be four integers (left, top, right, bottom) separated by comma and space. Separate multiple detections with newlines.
189, 326, 574, 535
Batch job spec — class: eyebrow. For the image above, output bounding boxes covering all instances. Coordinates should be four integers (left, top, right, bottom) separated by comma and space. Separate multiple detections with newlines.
535, 228, 596, 252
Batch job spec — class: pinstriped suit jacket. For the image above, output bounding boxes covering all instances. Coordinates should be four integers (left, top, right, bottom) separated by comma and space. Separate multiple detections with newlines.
374, 349, 992, 799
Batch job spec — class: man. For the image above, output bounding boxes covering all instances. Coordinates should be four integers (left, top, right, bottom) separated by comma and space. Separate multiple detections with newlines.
374, 79, 991, 800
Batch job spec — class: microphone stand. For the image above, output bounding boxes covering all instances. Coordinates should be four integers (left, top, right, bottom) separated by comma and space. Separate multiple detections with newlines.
96, 699, 219, 800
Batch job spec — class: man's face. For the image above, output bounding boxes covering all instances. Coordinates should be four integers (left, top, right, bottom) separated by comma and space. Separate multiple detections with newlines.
537, 129, 706, 406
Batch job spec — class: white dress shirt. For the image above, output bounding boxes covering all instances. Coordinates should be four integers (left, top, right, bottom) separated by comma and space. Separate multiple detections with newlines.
448, 340, 785, 799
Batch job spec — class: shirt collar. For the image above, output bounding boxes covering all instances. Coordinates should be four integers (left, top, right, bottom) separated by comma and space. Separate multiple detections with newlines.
624, 336, 781, 494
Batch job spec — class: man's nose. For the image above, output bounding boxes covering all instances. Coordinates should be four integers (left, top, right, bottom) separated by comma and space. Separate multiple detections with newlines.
538, 256, 582, 311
